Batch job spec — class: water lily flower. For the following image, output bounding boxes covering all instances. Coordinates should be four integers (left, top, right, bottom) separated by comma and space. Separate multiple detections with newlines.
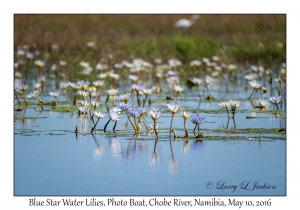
80, 100, 90, 107
132, 84, 144, 92
142, 88, 153, 96
109, 110, 120, 122
59, 60, 67, 66
269, 95, 282, 110
269, 95, 282, 105
167, 103, 180, 114
109, 71, 120, 80
129, 75, 139, 82
127, 107, 144, 132
229, 100, 240, 115
148, 110, 162, 121
248, 80, 261, 99
49, 91, 60, 103
191, 78, 203, 99
104, 110, 120, 133
106, 88, 118, 96
204, 76, 214, 92
190, 115, 205, 125
68, 82, 79, 90
190, 60, 202, 67
76, 80, 90, 90
91, 111, 106, 133
190, 115, 205, 133
219, 101, 231, 118
16, 84, 28, 95
91, 100, 101, 110
128, 107, 144, 117
33, 83, 41, 91
132, 84, 144, 107
60, 82, 69, 95
173, 84, 184, 94
256, 99, 269, 109
180, 110, 191, 137
142, 88, 153, 107
92, 80, 104, 89
150, 107, 162, 112
118, 102, 132, 111
148, 110, 162, 137
78, 104, 90, 115
244, 73, 258, 81
173, 84, 184, 100
27, 90, 40, 99
93, 112, 105, 120
27, 90, 44, 110
34, 60, 45, 69
77, 90, 89, 100
192, 78, 203, 86
118, 93, 131, 103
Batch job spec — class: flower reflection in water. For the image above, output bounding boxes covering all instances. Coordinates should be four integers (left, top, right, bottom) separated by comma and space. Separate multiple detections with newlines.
123, 140, 146, 161
109, 137, 122, 157
92, 135, 105, 161
168, 140, 178, 174
183, 141, 191, 154
192, 140, 204, 151
150, 140, 160, 168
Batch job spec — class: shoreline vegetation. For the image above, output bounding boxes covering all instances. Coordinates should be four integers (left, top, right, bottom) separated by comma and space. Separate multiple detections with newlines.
14, 14, 286, 65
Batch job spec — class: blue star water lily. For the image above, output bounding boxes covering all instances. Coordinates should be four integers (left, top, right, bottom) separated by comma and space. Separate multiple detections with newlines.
118, 102, 132, 111
190, 115, 205, 125
128, 108, 143, 117
190, 115, 205, 133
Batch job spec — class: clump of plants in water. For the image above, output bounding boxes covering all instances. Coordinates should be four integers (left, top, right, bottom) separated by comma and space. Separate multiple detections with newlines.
14, 15, 286, 140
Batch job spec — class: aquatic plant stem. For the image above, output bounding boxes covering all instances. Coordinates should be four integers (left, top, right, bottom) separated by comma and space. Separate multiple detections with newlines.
112, 121, 117, 133
142, 95, 148, 107
20, 94, 29, 107
232, 116, 237, 129
193, 124, 200, 133
136, 92, 141, 107
184, 119, 188, 137
126, 111, 137, 131
133, 116, 138, 132
153, 119, 158, 138
169, 113, 174, 137
174, 93, 179, 101
248, 89, 257, 99
225, 108, 230, 119
141, 115, 150, 131
103, 119, 111, 133
34, 98, 44, 110
91, 118, 100, 133
14, 89, 21, 106
226, 117, 230, 129
196, 85, 202, 99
